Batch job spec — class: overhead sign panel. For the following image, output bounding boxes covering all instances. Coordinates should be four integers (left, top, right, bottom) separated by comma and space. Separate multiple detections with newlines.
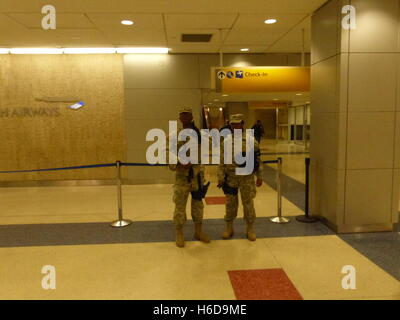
214, 67, 310, 93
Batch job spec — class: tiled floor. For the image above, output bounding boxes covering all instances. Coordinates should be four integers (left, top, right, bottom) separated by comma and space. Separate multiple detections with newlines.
0, 140, 398, 300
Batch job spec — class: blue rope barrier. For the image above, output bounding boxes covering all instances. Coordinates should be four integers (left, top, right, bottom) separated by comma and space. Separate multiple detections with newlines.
0, 163, 116, 174
121, 163, 168, 167
0, 160, 279, 174
263, 160, 279, 164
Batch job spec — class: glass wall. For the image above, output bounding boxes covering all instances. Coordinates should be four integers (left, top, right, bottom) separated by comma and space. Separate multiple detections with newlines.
288, 103, 310, 149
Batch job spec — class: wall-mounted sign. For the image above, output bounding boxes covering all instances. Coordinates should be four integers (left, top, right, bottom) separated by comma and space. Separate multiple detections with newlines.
213, 66, 310, 93
0, 108, 61, 118
69, 101, 85, 110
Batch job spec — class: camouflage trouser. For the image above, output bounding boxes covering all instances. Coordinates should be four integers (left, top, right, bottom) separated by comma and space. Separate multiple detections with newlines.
224, 173, 256, 224
173, 174, 204, 227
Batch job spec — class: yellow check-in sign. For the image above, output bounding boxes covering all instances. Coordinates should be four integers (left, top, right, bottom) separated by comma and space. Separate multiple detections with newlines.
214, 67, 310, 93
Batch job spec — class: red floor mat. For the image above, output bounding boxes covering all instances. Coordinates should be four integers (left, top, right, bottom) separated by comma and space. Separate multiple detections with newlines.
205, 196, 226, 205
228, 269, 303, 300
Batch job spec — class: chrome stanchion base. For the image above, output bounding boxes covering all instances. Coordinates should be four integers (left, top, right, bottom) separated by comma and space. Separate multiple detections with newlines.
270, 216, 290, 224
295, 215, 318, 223
110, 219, 132, 228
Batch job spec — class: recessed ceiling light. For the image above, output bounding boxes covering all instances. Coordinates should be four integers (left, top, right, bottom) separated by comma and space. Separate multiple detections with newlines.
121, 20, 134, 26
219, 108, 223, 111
222, 94, 229, 97
241, 48, 249, 52
264, 19, 277, 24
273, 98, 279, 101
296, 93, 303, 96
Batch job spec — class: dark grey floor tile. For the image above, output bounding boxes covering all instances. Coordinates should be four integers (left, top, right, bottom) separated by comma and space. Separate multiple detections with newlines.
339, 232, 400, 281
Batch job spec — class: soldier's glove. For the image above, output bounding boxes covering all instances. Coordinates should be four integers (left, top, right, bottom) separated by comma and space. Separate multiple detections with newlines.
221, 182, 239, 196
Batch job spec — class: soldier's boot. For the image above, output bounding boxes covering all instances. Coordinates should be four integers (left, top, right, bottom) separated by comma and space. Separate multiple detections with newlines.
246, 223, 256, 241
175, 226, 185, 248
222, 221, 234, 239
194, 223, 210, 243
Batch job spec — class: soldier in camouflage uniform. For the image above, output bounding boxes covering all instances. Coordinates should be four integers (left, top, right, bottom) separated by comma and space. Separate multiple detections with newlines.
169, 107, 210, 248
217, 114, 263, 241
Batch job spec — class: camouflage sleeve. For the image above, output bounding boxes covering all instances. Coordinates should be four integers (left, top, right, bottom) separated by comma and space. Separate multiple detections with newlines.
166, 132, 177, 171
217, 137, 226, 182
254, 139, 263, 180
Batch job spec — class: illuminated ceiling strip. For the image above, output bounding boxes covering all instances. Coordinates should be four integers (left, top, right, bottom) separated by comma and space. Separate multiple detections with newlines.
116, 47, 169, 54
0, 47, 169, 54
10, 48, 64, 54
63, 47, 117, 54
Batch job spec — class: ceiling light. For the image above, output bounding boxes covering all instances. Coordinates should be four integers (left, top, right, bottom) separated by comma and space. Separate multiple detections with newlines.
264, 19, 277, 24
63, 48, 117, 54
116, 47, 169, 54
240, 48, 249, 52
214, 99, 219, 102
222, 94, 229, 97
121, 20, 134, 26
3, 47, 169, 55
296, 93, 303, 96
219, 108, 223, 111
10, 48, 63, 54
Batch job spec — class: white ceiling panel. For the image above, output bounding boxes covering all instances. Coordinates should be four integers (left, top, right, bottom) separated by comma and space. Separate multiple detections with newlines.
233, 14, 307, 29
165, 14, 237, 29
266, 17, 312, 52
7, 13, 95, 29
87, 13, 164, 31
0, 0, 327, 52
0, 13, 28, 31
224, 28, 288, 45
102, 30, 166, 45
0, 0, 327, 15
0, 29, 109, 46
43, 29, 110, 46
267, 31, 311, 52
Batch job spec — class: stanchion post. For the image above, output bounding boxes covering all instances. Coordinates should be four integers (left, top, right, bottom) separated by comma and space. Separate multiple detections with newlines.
270, 157, 290, 224
110, 161, 132, 228
296, 157, 318, 223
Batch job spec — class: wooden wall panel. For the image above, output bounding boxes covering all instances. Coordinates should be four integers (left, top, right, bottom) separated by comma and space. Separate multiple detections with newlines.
0, 54, 126, 181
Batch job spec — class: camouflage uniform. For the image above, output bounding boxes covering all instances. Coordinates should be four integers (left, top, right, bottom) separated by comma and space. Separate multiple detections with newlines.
169, 127, 205, 227
217, 132, 263, 224
171, 161, 205, 227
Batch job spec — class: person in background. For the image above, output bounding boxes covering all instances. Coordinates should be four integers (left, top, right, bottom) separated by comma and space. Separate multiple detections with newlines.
251, 120, 265, 144
220, 119, 231, 133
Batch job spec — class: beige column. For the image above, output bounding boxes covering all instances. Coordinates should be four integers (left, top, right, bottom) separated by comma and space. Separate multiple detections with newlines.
310, 0, 400, 232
